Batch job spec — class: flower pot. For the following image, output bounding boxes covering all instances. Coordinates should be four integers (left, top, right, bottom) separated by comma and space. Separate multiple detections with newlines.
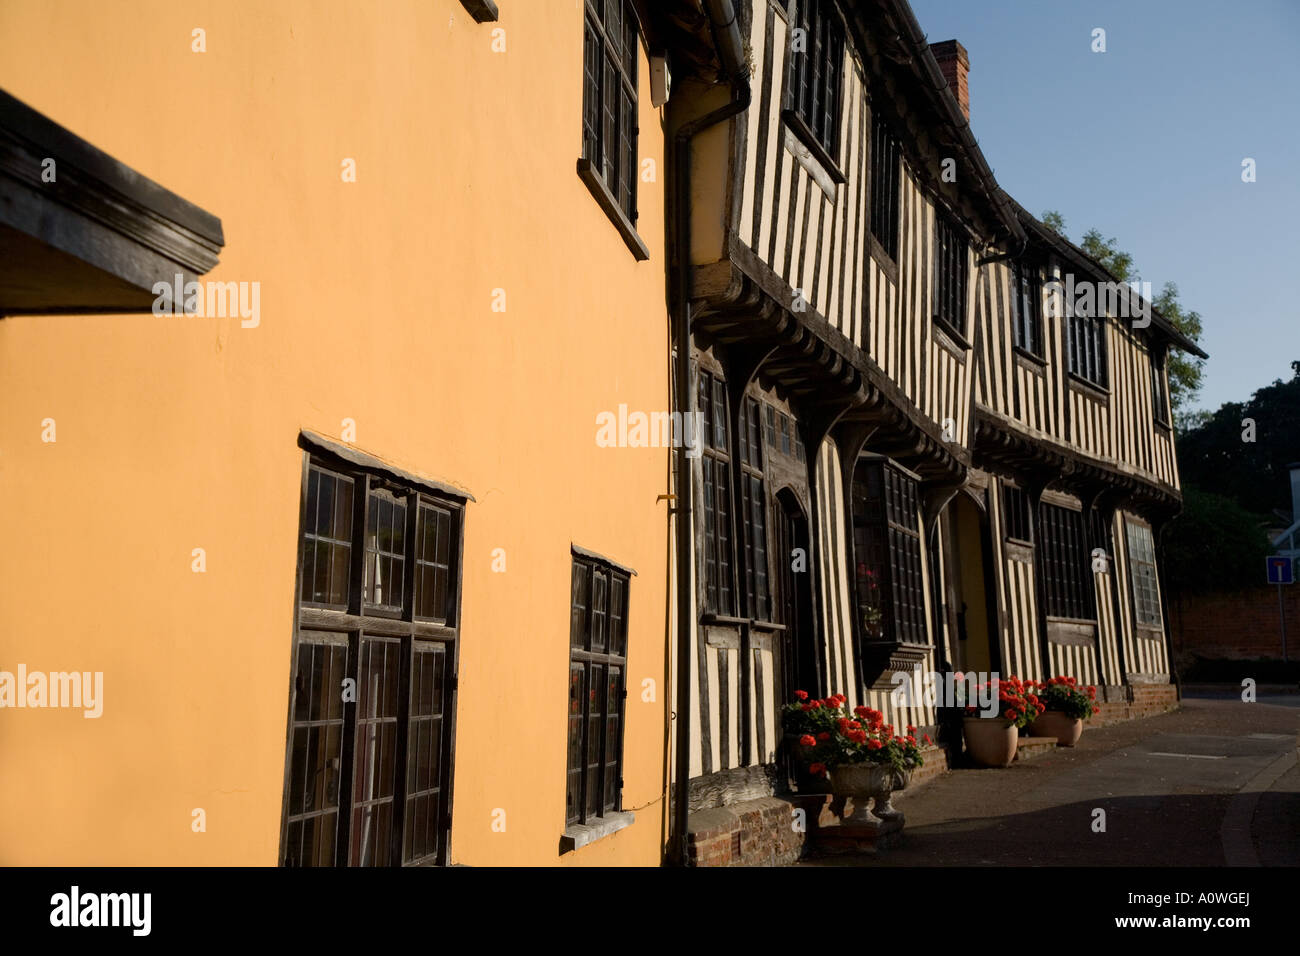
783, 734, 829, 793
828, 764, 911, 824
1028, 710, 1083, 747
962, 716, 1018, 767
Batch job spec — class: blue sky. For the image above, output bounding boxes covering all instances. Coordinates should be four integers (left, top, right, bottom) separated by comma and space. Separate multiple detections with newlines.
908, 0, 1300, 413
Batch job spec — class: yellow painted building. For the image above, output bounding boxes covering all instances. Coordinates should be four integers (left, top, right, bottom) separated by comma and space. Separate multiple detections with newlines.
0, 0, 677, 865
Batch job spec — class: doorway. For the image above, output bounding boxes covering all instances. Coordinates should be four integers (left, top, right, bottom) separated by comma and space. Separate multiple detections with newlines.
949, 491, 1000, 676
774, 488, 817, 699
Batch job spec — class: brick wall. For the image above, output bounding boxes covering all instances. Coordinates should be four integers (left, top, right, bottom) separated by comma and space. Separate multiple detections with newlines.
1092, 683, 1177, 727
685, 797, 807, 867
684, 746, 949, 867
1169, 585, 1297, 660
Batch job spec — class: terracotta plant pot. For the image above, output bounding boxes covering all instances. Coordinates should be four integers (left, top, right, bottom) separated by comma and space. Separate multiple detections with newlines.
828, 763, 911, 824
962, 715, 1018, 767
1028, 710, 1083, 747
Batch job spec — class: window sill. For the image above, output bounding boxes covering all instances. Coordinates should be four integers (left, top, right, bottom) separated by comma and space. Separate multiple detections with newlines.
781, 109, 845, 189
458, 0, 498, 22
859, 639, 932, 691
560, 811, 635, 854
869, 234, 899, 285
1154, 418, 1172, 434
1046, 618, 1098, 647
700, 612, 750, 627
576, 158, 649, 262
1067, 372, 1110, 400
1013, 346, 1047, 370
932, 315, 972, 354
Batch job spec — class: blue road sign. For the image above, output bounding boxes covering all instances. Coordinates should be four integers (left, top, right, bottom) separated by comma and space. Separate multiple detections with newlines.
1266, 556, 1294, 585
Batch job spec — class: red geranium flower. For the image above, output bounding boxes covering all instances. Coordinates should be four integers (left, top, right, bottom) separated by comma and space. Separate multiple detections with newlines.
808, 762, 826, 775
799, 734, 817, 748
795, 690, 809, 701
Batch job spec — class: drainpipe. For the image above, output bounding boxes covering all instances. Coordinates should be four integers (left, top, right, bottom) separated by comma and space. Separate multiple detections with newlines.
668, 0, 750, 867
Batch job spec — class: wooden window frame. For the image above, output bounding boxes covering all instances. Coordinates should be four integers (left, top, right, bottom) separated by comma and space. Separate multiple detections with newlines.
739, 397, 771, 622
566, 553, 630, 828
1011, 259, 1044, 359
869, 116, 901, 264
281, 453, 466, 867
1037, 501, 1098, 623
1067, 287, 1109, 389
933, 213, 969, 342
850, 456, 928, 647
698, 368, 738, 617
1151, 350, 1170, 427
1125, 519, 1163, 628
579, 0, 647, 260
1002, 483, 1032, 545
783, 0, 845, 171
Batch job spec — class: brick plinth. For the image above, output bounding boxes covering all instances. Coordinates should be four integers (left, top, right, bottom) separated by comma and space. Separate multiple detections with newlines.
684, 745, 949, 866
685, 796, 808, 867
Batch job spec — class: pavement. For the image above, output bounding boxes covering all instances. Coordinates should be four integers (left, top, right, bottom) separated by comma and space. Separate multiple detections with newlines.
804, 692, 1300, 866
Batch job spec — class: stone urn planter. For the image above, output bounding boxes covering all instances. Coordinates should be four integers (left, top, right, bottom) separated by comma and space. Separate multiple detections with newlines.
1028, 710, 1083, 747
962, 715, 1018, 767
827, 763, 911, 825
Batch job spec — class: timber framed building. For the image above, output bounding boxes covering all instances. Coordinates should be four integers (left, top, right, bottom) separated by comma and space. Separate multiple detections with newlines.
661, 0, 1207, 863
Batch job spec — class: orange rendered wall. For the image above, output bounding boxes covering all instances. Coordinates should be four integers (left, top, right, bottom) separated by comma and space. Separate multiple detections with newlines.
0, 0, 670, 865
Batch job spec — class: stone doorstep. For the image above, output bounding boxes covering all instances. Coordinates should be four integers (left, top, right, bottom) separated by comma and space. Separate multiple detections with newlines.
793, 793, 905, 856
1014, 736, 1062, 761
810, 820, 905, 854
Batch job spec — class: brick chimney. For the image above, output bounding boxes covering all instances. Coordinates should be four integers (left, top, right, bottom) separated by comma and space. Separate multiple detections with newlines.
929, 39, 970, 121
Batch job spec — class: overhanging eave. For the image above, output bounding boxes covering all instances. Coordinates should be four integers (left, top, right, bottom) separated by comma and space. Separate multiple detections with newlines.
0, 88, 224, 315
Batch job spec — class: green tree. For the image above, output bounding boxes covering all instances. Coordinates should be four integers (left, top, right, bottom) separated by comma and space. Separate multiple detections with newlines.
1176, 361, 1300, 518
1039, 210, 1205, 416
1040, 209, 1066, 234
1163, 487, 1272, 595
1152, 282, 1205, 415
1080, 228, 1135, 283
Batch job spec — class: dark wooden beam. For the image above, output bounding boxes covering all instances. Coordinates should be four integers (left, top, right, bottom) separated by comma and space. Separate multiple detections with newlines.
458, 0, 499, 23
0, 87, 223, 315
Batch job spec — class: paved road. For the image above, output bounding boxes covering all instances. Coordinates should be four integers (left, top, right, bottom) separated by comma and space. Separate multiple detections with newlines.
807, 695, 1300, 866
